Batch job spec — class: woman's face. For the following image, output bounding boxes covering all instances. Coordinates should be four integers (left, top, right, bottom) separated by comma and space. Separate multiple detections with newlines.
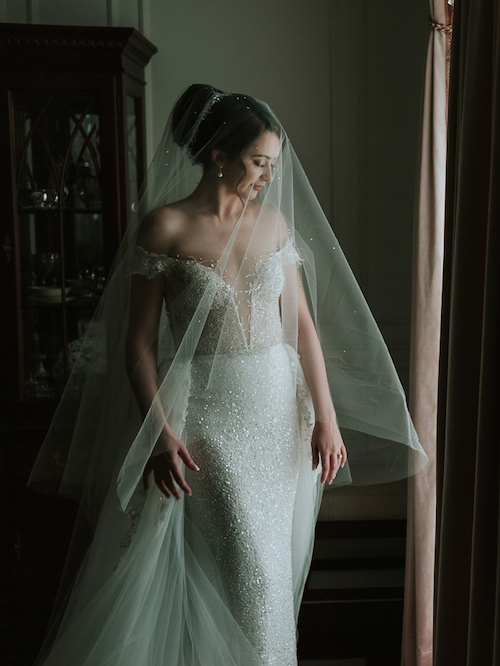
224, 131, 281, 201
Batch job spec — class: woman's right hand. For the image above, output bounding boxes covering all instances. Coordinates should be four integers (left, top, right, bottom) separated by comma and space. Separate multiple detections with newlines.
142, 433, 199, 500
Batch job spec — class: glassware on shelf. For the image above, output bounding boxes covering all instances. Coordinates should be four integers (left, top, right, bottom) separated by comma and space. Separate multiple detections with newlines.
19, 188, 58, 209
28, 286, 73, 305
18, 187, 69, 210
30, 252, 58, 286
67, 266, 105, 303
28, 252, 70, 304
24, 354, 55, 398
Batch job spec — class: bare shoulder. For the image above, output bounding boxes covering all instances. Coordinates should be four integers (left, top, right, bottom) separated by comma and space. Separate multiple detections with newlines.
135, 204, 187, 254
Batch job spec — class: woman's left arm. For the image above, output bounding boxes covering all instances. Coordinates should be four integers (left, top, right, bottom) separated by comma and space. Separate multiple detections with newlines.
296, 269, 347, 484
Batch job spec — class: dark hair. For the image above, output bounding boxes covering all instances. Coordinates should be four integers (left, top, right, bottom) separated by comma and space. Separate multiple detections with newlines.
172, 84, 282, 171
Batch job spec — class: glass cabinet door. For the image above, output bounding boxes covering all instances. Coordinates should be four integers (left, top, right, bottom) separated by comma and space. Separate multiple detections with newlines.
14, 91, 108, 399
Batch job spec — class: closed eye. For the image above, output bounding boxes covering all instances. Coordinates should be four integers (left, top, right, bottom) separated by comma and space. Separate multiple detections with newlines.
255, 161, 276, 170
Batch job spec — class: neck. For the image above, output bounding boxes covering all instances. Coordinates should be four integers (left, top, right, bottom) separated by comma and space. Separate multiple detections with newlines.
187, 172, 246, 222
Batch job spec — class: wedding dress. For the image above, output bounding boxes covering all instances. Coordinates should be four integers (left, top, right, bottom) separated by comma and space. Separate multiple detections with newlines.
39, 241, 318, 666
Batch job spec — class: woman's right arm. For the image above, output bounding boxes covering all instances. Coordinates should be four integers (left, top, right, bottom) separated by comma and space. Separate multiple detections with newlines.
126, 269, 198, 500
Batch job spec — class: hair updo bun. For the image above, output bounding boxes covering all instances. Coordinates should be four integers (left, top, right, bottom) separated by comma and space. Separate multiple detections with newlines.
172, 84, 223, 149
172, 83, 281, 171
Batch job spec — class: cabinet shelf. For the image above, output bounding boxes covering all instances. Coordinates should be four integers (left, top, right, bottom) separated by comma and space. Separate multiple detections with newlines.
18, 207, 104, 214
22, 299, 101, 309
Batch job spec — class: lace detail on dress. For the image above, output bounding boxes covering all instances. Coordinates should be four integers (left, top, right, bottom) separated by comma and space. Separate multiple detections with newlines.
129, 241, 301, 279
130, 245, 173, 279
129, 242, 302, 356
120, 487, 148, 549
278, 241, 302, 267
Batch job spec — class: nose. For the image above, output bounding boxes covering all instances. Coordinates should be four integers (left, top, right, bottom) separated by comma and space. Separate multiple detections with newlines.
262, 164, 273, 182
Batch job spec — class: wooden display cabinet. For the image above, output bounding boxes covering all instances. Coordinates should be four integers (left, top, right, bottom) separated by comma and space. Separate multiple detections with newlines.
0, 23, 157, 428
0, 24, 157, 664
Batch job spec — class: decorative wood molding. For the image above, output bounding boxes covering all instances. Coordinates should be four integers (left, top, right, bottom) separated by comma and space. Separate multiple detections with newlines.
0, 24, 157, 66
1, 36, 125, 48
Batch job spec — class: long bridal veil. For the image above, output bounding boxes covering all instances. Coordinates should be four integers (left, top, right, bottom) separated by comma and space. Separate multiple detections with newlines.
28, 85, 428, 665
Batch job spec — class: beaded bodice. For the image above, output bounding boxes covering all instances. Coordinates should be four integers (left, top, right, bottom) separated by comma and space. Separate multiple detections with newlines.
130, 242, 300, 356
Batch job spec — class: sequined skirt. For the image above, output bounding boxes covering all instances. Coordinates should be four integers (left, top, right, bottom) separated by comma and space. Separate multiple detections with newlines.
184, 343, 301, 665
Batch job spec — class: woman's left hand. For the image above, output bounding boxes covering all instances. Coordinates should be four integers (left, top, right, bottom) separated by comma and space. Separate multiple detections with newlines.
311, 420, 347, 484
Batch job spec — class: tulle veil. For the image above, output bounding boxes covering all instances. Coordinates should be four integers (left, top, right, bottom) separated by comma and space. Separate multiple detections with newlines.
28, 85, 428, 665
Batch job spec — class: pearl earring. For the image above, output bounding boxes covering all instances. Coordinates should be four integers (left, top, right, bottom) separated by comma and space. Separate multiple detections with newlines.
219, 165, 223, 178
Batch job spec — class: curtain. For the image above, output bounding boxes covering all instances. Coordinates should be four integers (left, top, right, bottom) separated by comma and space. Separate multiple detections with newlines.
401, 3, 450, 665
434, 0, 500, 664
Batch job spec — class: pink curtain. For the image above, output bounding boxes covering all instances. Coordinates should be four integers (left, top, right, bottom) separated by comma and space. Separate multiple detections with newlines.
401, 2, 451, 665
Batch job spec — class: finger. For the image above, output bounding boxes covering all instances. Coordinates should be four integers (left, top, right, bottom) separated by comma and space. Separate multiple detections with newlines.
312, 446, 320, 471
159, 482, 172, 499
155, 474, 172, 499
170, 464, 192, 497
153, 466, 176, 499
178, 446, 200, 472
320, 457, 329, 484
327, 456, 334, 484
163, 469, 182, 500
163, 475, 181, 501
154, 471, 173, 499
328, 454, 341, 484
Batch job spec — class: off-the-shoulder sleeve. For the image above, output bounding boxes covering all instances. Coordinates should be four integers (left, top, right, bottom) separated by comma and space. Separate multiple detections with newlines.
129, 245, 172, 279
278, 240, 303, 267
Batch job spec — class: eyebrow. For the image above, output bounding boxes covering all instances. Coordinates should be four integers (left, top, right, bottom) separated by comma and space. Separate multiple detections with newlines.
254, 154, 277, 160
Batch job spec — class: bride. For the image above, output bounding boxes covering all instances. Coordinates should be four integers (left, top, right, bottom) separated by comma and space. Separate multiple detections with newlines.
30, 85, 427, 665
